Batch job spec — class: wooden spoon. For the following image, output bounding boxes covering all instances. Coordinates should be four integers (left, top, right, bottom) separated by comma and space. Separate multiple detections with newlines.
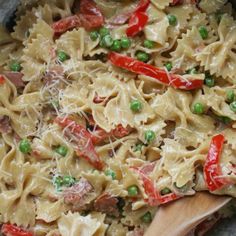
145, 192, 231, 236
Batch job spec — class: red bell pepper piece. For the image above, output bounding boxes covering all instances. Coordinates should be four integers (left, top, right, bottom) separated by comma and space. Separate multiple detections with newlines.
204, 134, 228, 191
132, 167, 180, 206
55, 117, 103, 170
126, 12, 149, 37
108, 52, 203, 90
1, 224, 33, 236
135, 0, 150, 12
126, 0, 150, 37
0, 75, 5, 84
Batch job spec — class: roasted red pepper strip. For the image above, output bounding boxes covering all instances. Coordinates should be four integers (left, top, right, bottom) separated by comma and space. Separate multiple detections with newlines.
52, 15, 81, 34
132, 167, 180, 206
126, 0, 150, 37
1, 224, 33, 236
79, 0, 104, 18
171, 0, 183, 6
204, 134, 228, 191
52, 0, 104, 34
126, 12, 149, 37
0, 75, 5, 84
55, 117, 103, 170
109, 52, 203, 90
91, 124, 131, 144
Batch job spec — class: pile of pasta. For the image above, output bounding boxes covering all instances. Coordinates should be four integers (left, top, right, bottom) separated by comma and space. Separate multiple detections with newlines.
0, 0, 236, 235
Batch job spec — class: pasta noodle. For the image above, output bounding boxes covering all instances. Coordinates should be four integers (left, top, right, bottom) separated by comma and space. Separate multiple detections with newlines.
0, 0, 236, 235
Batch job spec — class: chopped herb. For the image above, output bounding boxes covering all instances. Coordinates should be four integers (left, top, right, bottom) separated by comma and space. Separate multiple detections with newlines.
57, 50, 70, 62
198, 26, 208, 39
167, 15, 177, 26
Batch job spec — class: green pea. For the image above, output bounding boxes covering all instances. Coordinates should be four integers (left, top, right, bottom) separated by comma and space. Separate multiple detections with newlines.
133, 143, 143, 152
167, 14, 177, 26
10, 61, 22, 72
63, 175, 76, 187
193, 103, 204, 115
198, 26, 208, 39
19, 139, 31, 154
55, 146, 68, 157
204, 74, 215, 87
130, 99, 142, 112
111, 40, 122, 52
165, 62, 172, 72
121, 37, 131, 49
230, 101, 236, 113
141, 211, 152, 223
57, 50, 69, 62
100, 35, 113, 48
99, 27, 110, 37
136, 51, 149, 62
226, 90, 235, 103
144, 130, 156, 143
143, 39, 154, 49
160, 187, 172, 195
128, 185, 139, 197
105, 169, 116, 180
90, 31, 99, 41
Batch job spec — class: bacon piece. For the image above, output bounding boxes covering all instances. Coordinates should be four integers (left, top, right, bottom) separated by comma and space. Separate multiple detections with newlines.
140, 162, 156, 175
63, 178, 94, 210
108, 12, 132, 25
4, 72, 25, 88
0, 116, 12, 134
42, 66, 64, 85
94, 193, 119, 217
128, 227, 144, 236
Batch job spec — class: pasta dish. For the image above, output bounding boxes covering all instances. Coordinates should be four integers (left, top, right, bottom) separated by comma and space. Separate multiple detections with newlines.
0, 0, 236, 235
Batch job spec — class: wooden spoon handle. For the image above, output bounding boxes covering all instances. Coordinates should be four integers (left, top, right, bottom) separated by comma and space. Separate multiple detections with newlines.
145, 193, 231, 236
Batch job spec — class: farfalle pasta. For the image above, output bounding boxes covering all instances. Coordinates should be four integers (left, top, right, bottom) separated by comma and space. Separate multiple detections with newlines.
0, 0, 236, 235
